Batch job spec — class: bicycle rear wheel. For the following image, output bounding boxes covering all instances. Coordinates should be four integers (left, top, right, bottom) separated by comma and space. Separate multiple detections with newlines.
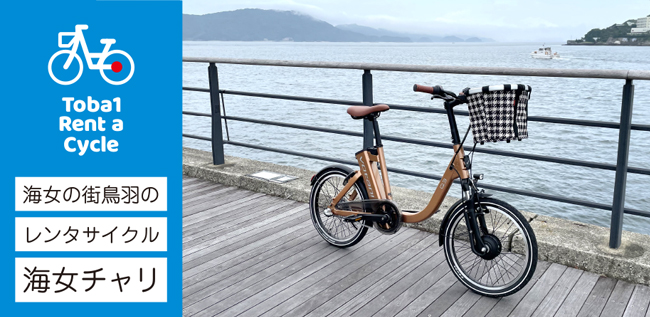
443, 198, 537, 297
309, 167, 368, 247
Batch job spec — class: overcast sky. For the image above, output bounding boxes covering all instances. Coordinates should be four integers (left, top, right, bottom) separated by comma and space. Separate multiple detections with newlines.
183, 0, 650, 42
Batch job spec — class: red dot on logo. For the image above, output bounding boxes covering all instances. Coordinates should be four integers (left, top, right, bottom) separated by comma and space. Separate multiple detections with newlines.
111, 61, 122, 73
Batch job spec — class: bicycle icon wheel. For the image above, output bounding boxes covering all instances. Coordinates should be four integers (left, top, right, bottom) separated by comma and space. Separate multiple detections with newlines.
48, 50, 83, 85
99, 50, 135, 85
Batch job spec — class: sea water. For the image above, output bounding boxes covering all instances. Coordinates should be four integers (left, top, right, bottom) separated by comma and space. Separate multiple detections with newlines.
182, 41, 650, 235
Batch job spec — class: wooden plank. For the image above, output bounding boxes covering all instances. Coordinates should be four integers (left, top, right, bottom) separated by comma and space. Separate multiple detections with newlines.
462, 261, 552, 317
326, 237, 441, 316
433, 254, 515, 317
183, 212, 311, 273
182, 198, 295, 248
183, 204, 308, 262
183, 193, 273, 225
217, 231, 401, 316
439, 287, 483, 317
182, 187, 240, 214
187, 233, 385, 316
418, 282, 469, 317
183, 229, 324, 307
183, 192, 267, 227
553, 270, 600, 317
182, 194, 278, 235
245, 229, 424, 316
351, 235, 447, 317
184, 220, 313, 280
183, 186, 247, 210
601, 280, 636, 317
531, 267, 583, 317
263, 230, 435, 317
182, 195, 290, 238
182, 177, 201, 185
506, 263, 568, 317
394, 271, 459, 317
483, 262, 565, 317
183, 231, 320, 297
181, 181, 209, 193
183, 183, 223, 200
183, 227, 321, 295
623, 285, 650, 317
182, 180, 214, 193
182, 187, 247, 212
288, 231, 440, 317
301, 232, 439, 317
575, 276, 618, 317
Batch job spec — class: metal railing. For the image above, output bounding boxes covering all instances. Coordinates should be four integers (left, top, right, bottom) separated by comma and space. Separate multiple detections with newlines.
182, 57, 650, 248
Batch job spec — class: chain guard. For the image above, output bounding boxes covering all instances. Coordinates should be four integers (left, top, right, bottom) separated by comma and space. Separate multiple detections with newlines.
374, 201, 403, 235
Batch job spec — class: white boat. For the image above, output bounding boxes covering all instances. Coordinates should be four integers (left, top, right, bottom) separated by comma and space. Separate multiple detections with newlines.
531, 47, 560, 59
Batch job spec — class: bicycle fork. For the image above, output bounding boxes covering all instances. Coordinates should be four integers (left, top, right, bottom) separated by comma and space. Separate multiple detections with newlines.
462, 181, 489, 255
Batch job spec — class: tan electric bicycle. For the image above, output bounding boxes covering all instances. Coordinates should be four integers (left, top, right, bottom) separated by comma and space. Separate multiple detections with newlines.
309, 84, 537, 297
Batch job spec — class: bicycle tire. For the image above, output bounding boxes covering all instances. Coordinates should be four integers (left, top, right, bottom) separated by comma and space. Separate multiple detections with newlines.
443, 197, 537, 297
309, 167, 369, 247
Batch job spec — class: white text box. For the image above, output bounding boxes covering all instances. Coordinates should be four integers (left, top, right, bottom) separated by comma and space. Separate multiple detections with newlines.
16, 217, 167, 252
16, 177, 167, 211
16, 258, 167, 302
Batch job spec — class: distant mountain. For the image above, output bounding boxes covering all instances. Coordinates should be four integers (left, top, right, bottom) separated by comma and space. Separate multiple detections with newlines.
464, 37, 482, 42
336, 24, 494, 42
441, 36, 464, 42
183, 9, 411, 42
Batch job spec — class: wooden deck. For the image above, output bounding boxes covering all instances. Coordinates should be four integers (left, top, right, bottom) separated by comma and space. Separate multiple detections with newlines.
182, 176, 650, 317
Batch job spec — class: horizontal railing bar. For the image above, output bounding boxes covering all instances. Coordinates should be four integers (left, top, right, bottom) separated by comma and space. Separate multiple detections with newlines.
221, 89, 363, 106
182, 57, 650, 80
183, 87, 649, 132
183, 87, 210, 93
182, 133, 211, 141
183, 111, 211, 118
387, 103, 650, 131
187, 113, 650, 176
216, 139, 649, 217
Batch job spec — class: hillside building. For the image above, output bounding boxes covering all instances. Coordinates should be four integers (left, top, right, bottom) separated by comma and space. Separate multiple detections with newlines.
631, 15, 650, 34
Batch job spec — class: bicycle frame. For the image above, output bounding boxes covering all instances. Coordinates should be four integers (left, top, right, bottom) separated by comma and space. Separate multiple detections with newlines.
60, 25, 113, 70
329, 104, 470, 224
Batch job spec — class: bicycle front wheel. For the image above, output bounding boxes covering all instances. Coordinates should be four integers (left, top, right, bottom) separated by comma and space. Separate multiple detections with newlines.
99, 50, 135, 85
443, 198, 537, 297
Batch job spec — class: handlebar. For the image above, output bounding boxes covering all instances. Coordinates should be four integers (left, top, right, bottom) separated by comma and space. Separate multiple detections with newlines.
413, 84, 466, 107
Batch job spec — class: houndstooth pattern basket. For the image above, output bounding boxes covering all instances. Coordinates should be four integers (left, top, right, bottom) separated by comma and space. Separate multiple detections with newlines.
465, 84, 532, 144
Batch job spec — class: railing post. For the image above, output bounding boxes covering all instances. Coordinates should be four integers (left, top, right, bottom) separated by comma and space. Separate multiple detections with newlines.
609, 79, 634, 248
208, 63, 225, 165
362, 69, 374, 148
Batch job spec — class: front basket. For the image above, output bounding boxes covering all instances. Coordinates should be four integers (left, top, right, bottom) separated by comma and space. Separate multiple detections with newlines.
464, 84, 532, 144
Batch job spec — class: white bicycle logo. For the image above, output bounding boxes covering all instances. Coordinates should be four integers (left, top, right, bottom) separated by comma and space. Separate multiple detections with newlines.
48, 24, 134, 85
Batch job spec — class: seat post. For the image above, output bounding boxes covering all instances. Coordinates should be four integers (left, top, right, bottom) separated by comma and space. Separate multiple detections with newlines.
372, 118, 383, 147
362, 70, 374, 149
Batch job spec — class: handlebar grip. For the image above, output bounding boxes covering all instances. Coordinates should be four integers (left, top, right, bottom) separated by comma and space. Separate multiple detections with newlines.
413, 84, 436, 94
413, 84, 445, 95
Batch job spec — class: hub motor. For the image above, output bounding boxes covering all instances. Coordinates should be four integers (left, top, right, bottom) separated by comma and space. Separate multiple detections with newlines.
479, 234, 502, 260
